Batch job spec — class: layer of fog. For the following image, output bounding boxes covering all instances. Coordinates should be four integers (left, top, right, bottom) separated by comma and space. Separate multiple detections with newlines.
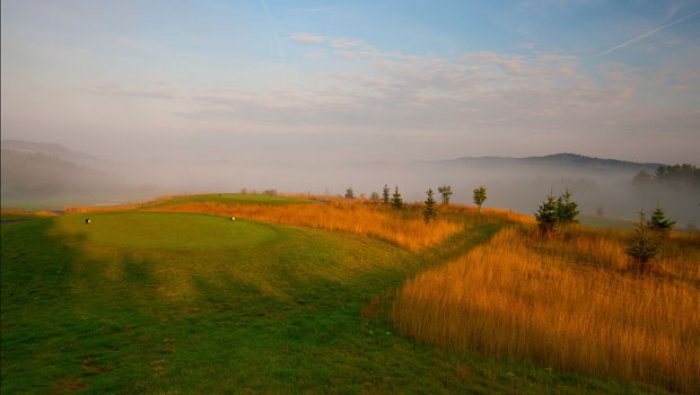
115, 158, 699, 228
2, 138, 697, 228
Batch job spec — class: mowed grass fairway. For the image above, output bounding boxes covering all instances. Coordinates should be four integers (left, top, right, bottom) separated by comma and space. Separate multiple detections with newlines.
1, 196, 670, 393
55, 212, 278, 250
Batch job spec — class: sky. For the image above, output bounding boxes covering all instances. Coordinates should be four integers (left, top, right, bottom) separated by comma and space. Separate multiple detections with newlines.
2, 0, 699, 165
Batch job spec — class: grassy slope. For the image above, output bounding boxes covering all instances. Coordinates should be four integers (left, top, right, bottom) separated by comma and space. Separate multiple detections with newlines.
146, 193, 313, 208
57, 212, 278, 250
1, 207, 662, 393
0, 213, 37, 221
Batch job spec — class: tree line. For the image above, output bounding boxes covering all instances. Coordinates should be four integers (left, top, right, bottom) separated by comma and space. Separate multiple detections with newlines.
347, 182, 678, 271
632, 164, 700, 189
345, 184, 488, 221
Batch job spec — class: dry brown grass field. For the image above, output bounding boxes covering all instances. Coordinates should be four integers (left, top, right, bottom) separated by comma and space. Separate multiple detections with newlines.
392, 225, 700, 393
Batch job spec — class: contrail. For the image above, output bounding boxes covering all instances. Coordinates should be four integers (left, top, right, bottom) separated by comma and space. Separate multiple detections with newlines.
598, 9, 700, 56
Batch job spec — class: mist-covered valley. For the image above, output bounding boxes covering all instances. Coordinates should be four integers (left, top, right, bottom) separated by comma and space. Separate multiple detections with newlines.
2, 139, 698, 228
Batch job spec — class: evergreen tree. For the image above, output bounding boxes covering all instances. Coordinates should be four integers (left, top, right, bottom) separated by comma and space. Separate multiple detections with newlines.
556, 188, 579, 223
344, 187, 354, 199
437, 185, 453, 205
627, 210, 658, 266
647, 204, 676, 233
473, 186, 487, 215
423, 188, 437, 222
369, 191, 380, 202
535, 194, 558, 234
392, 186, 404, 209
534, 190, 580, 235
382, 184, 391, 204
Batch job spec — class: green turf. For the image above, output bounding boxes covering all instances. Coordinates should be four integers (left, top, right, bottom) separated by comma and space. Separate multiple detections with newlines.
1, 213, 37, 221
57, 212, 277, 250
1, 213, 665, 393
146, 193, 313, 208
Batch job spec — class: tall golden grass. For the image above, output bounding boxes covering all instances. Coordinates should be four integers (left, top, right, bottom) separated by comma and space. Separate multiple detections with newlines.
392, 226, 700, 393
146, 200, 462, 251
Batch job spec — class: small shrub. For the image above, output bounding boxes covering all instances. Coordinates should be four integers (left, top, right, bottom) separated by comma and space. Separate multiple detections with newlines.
535, 190, 580, 235
392, 186, 403, 209
626, 210, 658, 267
438, 185, 452, 205
535, 195, 558, 235
556, 189, 579, 224
424, 188, 437, 222
345, 187, 354, 199
382, 185, 391, 204
647, 205, 676, 234
472, 186, 487, 215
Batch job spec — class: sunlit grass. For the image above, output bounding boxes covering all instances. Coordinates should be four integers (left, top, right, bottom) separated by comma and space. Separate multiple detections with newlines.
392, 225, 700, 393
146, 200, 462, 251
5, 212, 596, 394
2, 199, 675, 393
53, 212, 278, 251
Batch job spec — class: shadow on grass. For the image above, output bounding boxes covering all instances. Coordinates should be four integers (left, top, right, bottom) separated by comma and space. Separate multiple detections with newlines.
1, 217, 669, 394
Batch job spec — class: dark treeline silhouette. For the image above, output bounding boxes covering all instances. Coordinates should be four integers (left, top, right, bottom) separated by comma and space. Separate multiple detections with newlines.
633, 164, 700, 189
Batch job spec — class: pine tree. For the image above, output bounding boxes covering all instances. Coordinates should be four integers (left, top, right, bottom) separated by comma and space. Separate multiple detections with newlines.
556, 188, 579, 223
437, 185, 452, 205
627, 210, 658, 266
369, 191, 380, 202
392, 186, 403, 209
423, 188, 437, 222
344, 187, 354, 199
382, 184, 390, 204
535, 194, 558, 235
647, 204, 676, 234
473, 186, 487, 215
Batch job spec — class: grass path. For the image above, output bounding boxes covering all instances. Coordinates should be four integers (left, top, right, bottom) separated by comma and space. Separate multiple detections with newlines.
1, 214, 663, 393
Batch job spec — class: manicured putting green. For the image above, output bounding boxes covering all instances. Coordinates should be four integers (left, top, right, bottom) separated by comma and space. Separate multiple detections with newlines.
55, 212, 277, 250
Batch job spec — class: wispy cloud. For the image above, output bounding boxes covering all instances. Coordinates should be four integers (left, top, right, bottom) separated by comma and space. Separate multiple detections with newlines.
598, 9, 700, 56
329, 38, 367, 49
172, 47, 640, 134
290, 32, 327, 44
290, 32, 378, 58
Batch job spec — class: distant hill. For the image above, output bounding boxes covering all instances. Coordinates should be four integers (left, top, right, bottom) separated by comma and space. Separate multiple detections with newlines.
440, 153, 663, 172
0, 148, 116, 199
0, 141, 159, 204
1, 139, 114, 170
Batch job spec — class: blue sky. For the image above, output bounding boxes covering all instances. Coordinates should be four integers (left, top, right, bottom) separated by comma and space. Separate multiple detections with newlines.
2, 0, 699, 164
